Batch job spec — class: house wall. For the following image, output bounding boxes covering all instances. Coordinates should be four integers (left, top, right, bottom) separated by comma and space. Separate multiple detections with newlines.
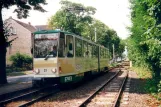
6, 18, 32, 63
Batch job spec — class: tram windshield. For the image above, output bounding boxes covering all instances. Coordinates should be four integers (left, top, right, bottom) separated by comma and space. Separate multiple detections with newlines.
34, 33, 58, 58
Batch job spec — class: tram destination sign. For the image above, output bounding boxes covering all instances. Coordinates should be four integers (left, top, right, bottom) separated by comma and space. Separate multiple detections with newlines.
35, 34, 59, 40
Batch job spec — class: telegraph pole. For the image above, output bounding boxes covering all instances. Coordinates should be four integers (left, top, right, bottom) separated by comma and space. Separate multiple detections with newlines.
113, 44, 115, 62
95, 27, 97, 42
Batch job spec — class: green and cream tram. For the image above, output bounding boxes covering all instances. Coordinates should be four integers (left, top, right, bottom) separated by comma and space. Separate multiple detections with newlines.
32, 30, 110, 86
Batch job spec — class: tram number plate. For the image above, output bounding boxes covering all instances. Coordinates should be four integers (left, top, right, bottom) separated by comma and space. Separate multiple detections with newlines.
44, 69, 47, 72
64, 76, 72, 82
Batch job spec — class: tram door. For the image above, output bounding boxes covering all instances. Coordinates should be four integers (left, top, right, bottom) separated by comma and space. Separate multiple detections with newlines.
58, 34, 75, 74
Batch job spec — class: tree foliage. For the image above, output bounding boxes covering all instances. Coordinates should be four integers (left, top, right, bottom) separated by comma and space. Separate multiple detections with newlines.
3, 21, 18, 48
48, 0, 96, 36
1, 0, 47, 18
128, 0, 161, 81
0, 0, 47, 84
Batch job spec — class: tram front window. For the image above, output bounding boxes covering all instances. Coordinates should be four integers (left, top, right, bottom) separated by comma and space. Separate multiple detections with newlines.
34, 34, 58, 58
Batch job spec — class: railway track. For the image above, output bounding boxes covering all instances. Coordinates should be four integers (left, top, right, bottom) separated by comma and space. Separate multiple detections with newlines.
0, 84, 60, 107
0, 86, 33, 101
19, 87, 60, 107
79, 68, 128, 107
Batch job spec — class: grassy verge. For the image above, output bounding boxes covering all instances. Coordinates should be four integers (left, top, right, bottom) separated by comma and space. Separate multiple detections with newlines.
130, 67, 152, 79
109, 62, 119, 68
7, 69, 33, 76
7, 72, 27, 76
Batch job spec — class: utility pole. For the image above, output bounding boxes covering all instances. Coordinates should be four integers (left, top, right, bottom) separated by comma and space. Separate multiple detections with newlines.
113, 44, 115, 62
88, 24, 92, 40
95, 27, 97, 42
107, 34, 110, 55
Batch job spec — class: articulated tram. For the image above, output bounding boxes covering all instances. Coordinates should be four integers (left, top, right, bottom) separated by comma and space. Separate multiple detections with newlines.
32, 30, 111, 86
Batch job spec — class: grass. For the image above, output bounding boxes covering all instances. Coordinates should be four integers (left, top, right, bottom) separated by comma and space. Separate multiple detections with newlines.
109, 62, 119, 68
6, 65, 33, 77
7, 72, 26, 76
130, 67, 152, 79
6, 69, 33, 76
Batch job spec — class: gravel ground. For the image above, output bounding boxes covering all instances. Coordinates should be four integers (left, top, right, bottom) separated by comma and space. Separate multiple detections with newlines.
120, 71, 161, 107
30, 69, 119, 107
0, 82, 32, 95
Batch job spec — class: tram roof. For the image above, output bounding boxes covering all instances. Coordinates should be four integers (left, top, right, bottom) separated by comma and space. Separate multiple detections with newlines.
33, 30, 75, 35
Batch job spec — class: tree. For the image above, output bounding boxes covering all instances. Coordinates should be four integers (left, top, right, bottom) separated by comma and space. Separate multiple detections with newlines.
96, 23, 124, 58
128, 0, 161, 82
0, 0, 47, 84
48, 0, 96, 36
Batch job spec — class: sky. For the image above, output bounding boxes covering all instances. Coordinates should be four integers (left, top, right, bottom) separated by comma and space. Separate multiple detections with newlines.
2, 0, 131, 39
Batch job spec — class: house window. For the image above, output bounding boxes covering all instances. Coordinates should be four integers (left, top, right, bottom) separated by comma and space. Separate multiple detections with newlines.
9, 45, 12, 55
10, 27, 17, 35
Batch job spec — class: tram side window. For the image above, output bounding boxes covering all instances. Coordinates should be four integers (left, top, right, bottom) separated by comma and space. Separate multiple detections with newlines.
104, 49, 107, 58
101, 48, 103, 58
102, 49, 104, 58
83, 41, 88, 57
58, 33, 65, 57
82, 41, 85, 57
104, 49, 106, 58
66, 35, 74, 57
94, 45, 98, 58
107, 49, 109, 58
106, 49, 108, 58
93, 46, 98, 58
105, 49, 107, 58
103, 49, 105, 58
88, 44, 92, 58
91, 45, 94, 58
100, 48, 101, 58
75, 37, 82, 57
100, 48, 102, 58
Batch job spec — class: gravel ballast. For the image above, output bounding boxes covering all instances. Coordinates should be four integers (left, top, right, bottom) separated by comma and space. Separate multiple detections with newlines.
31, 69, 118, 107
120, 71, 161, 107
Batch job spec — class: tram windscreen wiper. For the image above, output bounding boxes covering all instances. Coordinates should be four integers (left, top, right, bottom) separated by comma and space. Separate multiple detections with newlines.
44, 54, 50, 60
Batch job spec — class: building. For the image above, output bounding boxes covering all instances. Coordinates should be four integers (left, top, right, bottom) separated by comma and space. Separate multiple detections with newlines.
35, 25, 52, 31
5, 17, 36, 60
5, 17, 52, 63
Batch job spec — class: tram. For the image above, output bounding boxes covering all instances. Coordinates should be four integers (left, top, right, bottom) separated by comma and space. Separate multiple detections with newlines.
32, 30, 110, 86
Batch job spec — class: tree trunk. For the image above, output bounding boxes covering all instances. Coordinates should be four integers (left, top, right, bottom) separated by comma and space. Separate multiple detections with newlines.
0, 8, 7, 84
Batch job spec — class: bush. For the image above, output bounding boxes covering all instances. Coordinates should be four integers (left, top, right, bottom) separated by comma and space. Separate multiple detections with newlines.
158, 81, 161, 93
9, 53, 33, 70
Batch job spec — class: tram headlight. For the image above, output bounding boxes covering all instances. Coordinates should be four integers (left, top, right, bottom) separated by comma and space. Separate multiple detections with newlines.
51, 68, 57, 73
59, 67, 62, 73
34, 69, 40, 74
